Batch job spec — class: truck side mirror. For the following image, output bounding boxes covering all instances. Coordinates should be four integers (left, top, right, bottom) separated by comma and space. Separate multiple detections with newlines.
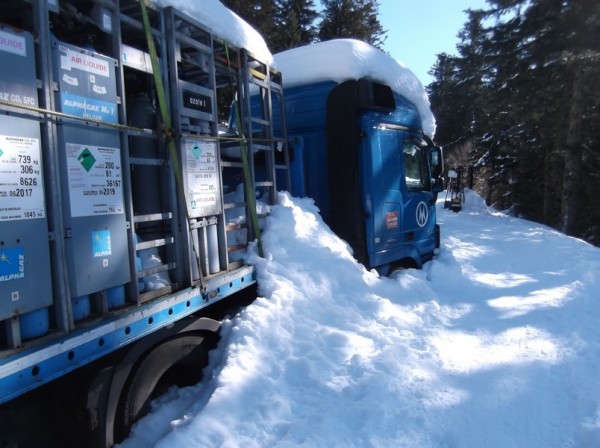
429, 146, 444, 178
429, 146, 444, 194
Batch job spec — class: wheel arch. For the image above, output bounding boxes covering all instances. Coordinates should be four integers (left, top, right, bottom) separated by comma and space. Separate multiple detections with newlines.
84, 316, 221, 447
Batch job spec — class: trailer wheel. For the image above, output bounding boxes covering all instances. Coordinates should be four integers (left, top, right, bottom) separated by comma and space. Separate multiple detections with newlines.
115, 334, 211, 442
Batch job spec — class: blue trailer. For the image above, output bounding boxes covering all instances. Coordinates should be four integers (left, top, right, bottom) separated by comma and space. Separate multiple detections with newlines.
0, 1, 288, 445
275, 44, 444, 273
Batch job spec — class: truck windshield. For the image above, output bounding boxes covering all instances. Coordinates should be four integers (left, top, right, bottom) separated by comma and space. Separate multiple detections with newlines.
403, 141, 431, 191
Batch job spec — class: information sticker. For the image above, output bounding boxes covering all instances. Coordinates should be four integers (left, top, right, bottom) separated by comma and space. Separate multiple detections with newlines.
0, 247, 25, 283
91, 229, 112, 257
0, 135, 45, 221
60, 46, 110, 78
185, 138, 221, 217
65, 142, 123, 217
0, 29, 26, 57
385, 210, 399, 229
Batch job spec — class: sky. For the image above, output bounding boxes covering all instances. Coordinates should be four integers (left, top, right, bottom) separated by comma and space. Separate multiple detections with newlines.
120, 189, 600, 447
378, 0, 490, 85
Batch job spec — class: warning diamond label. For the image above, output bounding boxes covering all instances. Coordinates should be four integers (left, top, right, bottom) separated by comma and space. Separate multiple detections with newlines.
77, 147, 96, 172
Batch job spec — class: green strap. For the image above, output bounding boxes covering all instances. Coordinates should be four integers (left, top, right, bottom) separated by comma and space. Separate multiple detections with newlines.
225, 42, 264, 258
139, 1, 211, 290
139, 0, 187, 218
139, 1, 262, 259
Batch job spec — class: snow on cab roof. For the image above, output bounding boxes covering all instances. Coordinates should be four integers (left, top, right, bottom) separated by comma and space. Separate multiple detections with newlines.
152, 0, 273, 65
275, 39, 436, 137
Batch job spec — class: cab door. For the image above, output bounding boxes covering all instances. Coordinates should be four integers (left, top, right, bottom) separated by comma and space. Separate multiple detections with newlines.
361, 124, 436, 267
400, 138, 436, 255
360, 124, 405, 262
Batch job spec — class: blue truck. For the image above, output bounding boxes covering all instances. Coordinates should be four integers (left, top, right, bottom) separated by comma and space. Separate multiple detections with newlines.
0, 3, 441, 447
274, 41, 444, 274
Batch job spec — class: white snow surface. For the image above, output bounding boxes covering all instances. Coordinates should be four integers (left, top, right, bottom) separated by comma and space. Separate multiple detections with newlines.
151, 0, 272, 65
275, 39, 436, 137
120, 190, 600, 448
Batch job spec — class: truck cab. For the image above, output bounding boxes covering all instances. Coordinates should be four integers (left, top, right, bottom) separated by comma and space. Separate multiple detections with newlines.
280, 76, 443, 274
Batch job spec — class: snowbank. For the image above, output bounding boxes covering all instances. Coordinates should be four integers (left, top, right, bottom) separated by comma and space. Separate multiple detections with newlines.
275, 39, 436, 137
121, 189, 600, 448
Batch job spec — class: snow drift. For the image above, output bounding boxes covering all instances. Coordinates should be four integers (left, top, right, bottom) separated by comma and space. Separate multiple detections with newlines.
121, 190, 600, 447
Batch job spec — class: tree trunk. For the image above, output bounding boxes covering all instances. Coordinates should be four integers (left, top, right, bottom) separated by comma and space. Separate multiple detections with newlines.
560, 64, 584, 235
543, 145, 552, 225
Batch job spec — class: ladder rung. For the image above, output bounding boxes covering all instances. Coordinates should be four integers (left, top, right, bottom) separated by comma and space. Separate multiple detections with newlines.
248, 67, 267, 81
249, 143, 271, 152
136, 236, 175, 250
133, 212, 173, 223
181, 123, 212, 134
228, 260, 245, 270
137, 262, 176, 278
248, 116, 270, 127
255, 181, 273, 188
175, 33, 212, 55
220, 161, 244, 168
129, 157, 167, 166
249, 77, 269, 91
223, 201, 247, 210
119, 13, 162, 38
226, 223, 247, 232
124, 128, 155, 137
227, 244, 247, 253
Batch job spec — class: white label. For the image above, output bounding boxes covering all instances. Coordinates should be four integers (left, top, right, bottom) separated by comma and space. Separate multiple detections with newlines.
103, 13, 112, 32
0, 30, 26, 57
92, 84, 107, 95
0, 135, 45, 221
121, 45, 153, 73
61, 48, 110, 78
0, 83, 37, 107
65, 142, 124, 216
185, 139, 221, 216
63, 73, 79, 86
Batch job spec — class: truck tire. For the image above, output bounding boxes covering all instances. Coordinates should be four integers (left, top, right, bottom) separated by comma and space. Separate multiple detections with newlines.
115, 334, 211, 441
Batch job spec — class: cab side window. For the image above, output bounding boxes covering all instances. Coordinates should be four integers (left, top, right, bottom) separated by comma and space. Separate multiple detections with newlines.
403, 141, 430, 191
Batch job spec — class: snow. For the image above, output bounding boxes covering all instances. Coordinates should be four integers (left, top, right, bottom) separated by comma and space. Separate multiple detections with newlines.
275, 39, 436, 137
151, 0, 272, 65
120, 189, 600, 448
114, 3, 598, 446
